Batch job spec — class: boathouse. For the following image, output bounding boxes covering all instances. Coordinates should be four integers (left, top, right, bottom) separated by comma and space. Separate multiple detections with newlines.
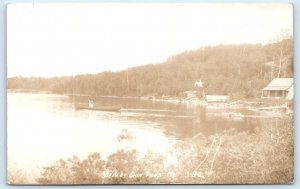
261, 78, 293, 100
205, 95, 230, 103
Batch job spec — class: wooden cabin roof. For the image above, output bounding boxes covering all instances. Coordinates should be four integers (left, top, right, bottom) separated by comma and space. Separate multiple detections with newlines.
263, 78, 293, 91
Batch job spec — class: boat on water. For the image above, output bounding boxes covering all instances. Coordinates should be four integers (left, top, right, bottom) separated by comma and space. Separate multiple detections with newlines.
75, 103, 122, 112
120, 108, 179, 114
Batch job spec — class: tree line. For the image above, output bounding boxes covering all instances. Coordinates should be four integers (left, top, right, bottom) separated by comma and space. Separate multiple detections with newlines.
8, 37, 293, 99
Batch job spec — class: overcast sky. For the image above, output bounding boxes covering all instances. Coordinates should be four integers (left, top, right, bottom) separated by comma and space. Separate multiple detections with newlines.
7, 3, 293, 77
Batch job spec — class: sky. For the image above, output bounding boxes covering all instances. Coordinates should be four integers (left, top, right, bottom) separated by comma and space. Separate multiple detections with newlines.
7, 3, 293, 77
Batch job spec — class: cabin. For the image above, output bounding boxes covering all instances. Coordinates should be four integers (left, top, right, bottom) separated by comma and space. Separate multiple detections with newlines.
205, 95, 230, 103
261, 78, 293, 100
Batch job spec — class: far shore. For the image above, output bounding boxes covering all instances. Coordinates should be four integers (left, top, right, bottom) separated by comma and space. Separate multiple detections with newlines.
7, 88, 293, 117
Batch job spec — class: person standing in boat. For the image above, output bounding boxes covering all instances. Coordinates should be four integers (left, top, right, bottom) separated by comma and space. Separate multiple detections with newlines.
88, 99, 94, 108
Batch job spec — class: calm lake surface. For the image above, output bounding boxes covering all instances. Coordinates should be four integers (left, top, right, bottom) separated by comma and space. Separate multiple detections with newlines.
7, 92, 285, 181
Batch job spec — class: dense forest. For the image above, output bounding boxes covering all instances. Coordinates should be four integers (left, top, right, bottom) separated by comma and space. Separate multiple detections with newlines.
8, 38, 293, 99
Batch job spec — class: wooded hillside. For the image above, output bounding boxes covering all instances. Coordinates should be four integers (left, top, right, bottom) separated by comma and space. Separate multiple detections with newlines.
8, 38, 293, 99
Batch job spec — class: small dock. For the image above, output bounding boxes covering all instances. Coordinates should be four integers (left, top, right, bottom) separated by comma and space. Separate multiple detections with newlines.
256, 104, 287, 111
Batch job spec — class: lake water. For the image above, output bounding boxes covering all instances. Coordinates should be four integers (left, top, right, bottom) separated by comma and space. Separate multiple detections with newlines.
7, 92, 284, 182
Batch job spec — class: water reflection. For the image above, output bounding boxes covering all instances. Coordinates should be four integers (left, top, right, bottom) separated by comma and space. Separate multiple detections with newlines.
7, 92, 286, 182
66, 94, 281, 139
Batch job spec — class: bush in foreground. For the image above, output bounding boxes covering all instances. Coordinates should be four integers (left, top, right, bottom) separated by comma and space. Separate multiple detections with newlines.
36, 118, 293, 184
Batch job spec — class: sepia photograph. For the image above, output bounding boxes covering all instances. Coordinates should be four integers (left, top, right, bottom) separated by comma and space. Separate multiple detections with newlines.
7, 3, 293, 184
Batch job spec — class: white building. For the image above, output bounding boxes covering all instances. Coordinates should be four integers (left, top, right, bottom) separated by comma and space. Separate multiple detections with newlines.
205, 95, 230, 103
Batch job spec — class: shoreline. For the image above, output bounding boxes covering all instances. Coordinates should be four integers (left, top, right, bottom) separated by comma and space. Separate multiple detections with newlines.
7, 89, 293, 117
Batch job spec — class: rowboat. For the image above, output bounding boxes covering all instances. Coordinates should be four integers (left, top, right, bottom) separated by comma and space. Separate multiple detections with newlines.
75, 104, 122, 112
120, 108, 179, 115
